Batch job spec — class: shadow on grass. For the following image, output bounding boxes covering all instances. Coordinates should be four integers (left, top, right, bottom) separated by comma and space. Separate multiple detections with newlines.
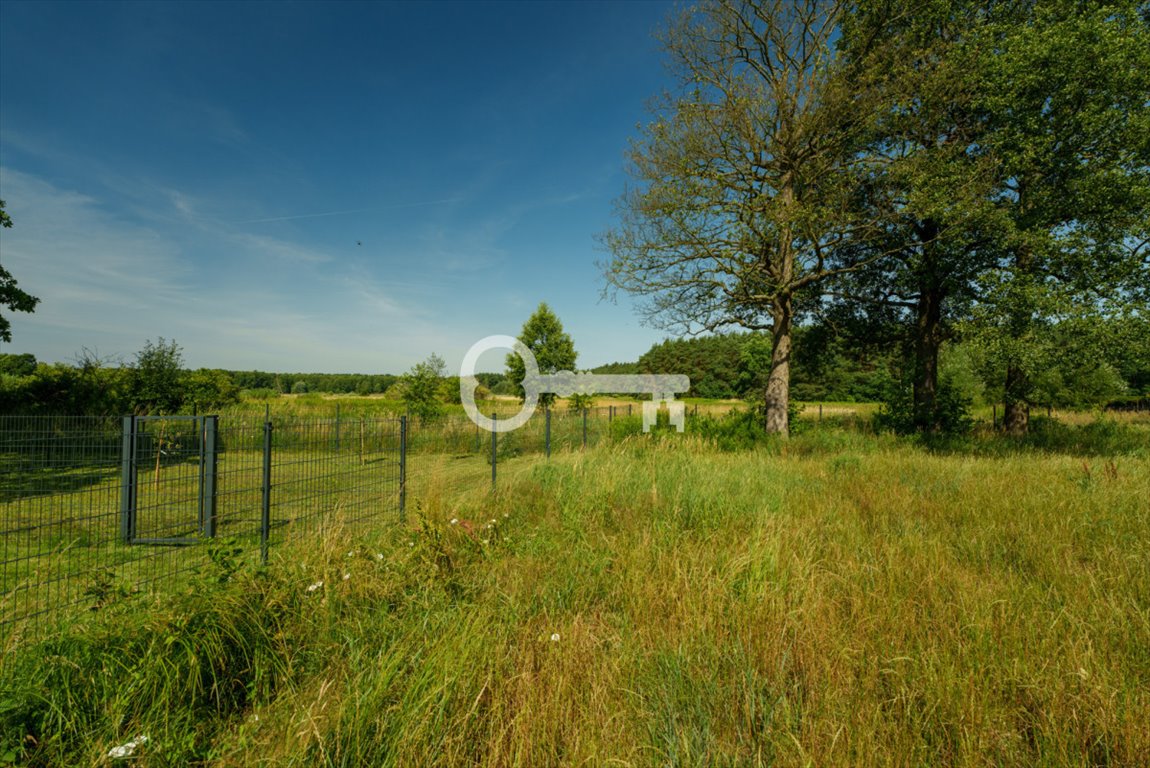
916, 416, 1150, 459
0, 465, 120, 504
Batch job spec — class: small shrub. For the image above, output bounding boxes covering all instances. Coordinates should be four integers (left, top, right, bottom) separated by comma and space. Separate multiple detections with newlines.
693, 409, 770, 451
567, 392, 594, 412
875, 376, 973, 436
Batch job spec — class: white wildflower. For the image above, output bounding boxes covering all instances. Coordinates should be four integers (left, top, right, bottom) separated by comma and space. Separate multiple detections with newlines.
489, 519, 496, 525
550, 633, 560, 642
107, 735, 149, 759
306, 581, 324, 593
450, 518, 459, 525
377, 552, 387, 559
342, 572, 351, 581
503, 513, 509, 519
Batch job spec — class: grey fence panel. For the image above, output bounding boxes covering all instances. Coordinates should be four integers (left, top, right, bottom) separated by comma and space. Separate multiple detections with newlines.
1, 414, 403, 637
1, 415, 123, 631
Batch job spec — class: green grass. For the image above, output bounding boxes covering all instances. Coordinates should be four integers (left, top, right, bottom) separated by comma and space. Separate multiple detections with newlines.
3, 423, 1148, 767
0, 443, 400, 633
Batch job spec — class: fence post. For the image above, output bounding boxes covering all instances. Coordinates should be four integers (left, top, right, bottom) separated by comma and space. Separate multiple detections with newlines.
200, 415, 218, 539
628, 403, 633, 417
819, 403, 823, 423
545, 407, 551, 458
399, 415, 407, 523
261, 417, 273, 565
582, 407, 588, 449
335, 403, 341, 453
119, 415, 137, 543
993, 404, 998, 429
490, 412, 497, 490
475, 418, 480, 454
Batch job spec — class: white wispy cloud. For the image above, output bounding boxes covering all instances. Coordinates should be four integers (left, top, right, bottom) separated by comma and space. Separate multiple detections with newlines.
232, 197, 462, 226
231, 232, 334, 265
0, 167, 452, 371
1, 168, 192, 315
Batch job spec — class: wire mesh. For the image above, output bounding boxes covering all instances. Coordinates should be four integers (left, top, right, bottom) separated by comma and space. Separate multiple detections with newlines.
0, 415, 122, 631
1, 413, 403, 639
2, 403, 690, 639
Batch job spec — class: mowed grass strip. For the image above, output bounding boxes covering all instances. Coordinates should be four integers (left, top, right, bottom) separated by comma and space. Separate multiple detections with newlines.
4, 434, 1148, 767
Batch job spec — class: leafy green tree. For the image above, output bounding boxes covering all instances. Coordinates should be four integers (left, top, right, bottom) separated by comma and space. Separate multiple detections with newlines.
401, 353, 447, 423
832, 1, 1009, 432
506, 303, 576, 409
601, 0, 886, 435
13, 352, 129, 415
184, 369, 241, 411
1110, 315, 1150, 397
962, 2, 1150, 432
568, 391, 594, 412
0, 352, 37, 377
836, 0, 1150, 433
0, 199, 41, 344
130, 338, 185, 414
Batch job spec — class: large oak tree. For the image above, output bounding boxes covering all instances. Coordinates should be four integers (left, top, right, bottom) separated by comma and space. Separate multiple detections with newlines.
835, 0, 1150, 433
601, 0, 884, 435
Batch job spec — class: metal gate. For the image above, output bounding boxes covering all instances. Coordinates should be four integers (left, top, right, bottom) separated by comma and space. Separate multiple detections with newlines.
119, 415, 218, 545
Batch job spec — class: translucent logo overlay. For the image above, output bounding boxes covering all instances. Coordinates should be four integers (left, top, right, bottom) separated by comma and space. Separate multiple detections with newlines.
459, 335, 690, 433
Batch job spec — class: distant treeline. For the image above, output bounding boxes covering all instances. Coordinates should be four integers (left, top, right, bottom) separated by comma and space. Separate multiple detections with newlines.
226, 370, 399, 396
3, 313, 1144, 415
594, 317, 1149, 408
590, 327, 897, 402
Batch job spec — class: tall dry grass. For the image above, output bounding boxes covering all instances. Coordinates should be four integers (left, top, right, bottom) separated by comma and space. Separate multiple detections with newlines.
4, 431, 1148, 766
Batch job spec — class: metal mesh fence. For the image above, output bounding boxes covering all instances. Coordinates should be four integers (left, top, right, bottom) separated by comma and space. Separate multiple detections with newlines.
1, 416, 123, 632
1, 414, 403, 637
2, 403, 692, 638
401, 403, 686, 502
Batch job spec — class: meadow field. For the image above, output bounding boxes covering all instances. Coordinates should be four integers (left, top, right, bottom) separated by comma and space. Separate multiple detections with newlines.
2, 411, 1149, 766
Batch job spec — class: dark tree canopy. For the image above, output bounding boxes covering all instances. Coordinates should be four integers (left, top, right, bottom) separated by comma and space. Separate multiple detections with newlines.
0, 199, 41, 344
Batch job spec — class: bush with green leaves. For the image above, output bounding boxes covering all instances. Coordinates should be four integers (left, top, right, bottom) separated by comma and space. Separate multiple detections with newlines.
401, 354, 447, 423
129, 338, 185, 414
875, 376, 973, 436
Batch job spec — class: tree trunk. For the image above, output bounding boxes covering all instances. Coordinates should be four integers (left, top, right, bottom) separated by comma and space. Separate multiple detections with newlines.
913, 284, 944, 433
1002, 240, 1035, 436
764, 296, 793, 436
912, 222, 944, 433
1003, 363, 1030, 435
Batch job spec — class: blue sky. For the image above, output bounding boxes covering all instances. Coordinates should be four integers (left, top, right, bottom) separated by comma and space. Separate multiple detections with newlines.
0, 0, 679, 374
